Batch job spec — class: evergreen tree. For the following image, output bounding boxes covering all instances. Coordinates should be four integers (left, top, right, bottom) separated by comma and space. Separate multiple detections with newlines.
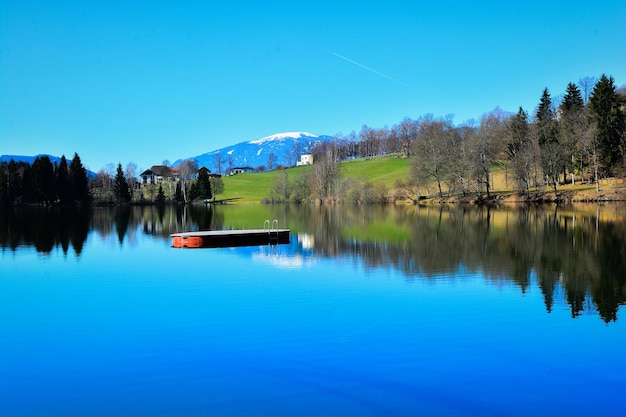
156, 184, 166, 204
536, 88, 558, 145
3, 160, 24, 205
113, 163, 131, 204
507, 107, 533, 192
561, 82, 584, 113
508, 107, 530, 158
536, 88, 563, 191
70, 153, 91, 204
175, 182, 183, 203
56, 155, 72, 204
194, 168, 212, 201
188, 181, 199, 201
589, 74, 626, 176
31, 156, 55, 205
559, 83, 587, 182
0, 162, 5, 205
20, 164, 34, 203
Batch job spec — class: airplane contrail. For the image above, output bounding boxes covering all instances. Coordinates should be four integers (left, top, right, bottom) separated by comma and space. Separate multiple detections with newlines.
332, 52, 416, 91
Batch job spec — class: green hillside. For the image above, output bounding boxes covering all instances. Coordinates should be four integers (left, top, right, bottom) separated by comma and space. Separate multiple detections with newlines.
220, 157, 409, 203
340, 157, 410, 188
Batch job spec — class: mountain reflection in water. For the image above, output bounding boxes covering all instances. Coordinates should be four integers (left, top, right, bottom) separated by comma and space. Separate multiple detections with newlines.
2, 203, 625, 322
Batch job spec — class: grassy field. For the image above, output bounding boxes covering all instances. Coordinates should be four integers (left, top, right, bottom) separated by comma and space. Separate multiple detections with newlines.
219, 165, 312, 202
219, 157, 409, 203
215, 156, 626, 204
339, 156, 410, 189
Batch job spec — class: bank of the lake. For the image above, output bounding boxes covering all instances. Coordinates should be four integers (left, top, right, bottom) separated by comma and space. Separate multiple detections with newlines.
217, 157, 626, 204
436, 182, 626, 204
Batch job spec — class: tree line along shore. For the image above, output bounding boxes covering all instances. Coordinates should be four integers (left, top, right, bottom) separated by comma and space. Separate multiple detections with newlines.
2, 74, 625, 206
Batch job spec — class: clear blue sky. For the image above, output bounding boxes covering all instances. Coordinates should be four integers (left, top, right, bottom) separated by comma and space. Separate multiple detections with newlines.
2, 0, 625, 172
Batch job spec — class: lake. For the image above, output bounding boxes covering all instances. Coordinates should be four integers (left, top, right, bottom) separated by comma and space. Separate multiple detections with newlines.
1, 203, 625, 417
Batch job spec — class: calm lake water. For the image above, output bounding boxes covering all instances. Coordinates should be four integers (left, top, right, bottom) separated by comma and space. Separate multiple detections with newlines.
1, 203, 626, 417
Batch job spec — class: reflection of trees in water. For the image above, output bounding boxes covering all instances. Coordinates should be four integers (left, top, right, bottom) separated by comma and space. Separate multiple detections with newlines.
89, 205, 223, 243
4, 204, 625, 322
0, 207, 90, 256
1, 205, 222, 254
297, 204, 626, 323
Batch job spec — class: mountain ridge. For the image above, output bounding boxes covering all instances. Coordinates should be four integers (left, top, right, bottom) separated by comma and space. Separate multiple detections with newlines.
1, 131, 332, 177
173, 131, 331, 174
1, 154, 64, 165
0, 154, 98, 178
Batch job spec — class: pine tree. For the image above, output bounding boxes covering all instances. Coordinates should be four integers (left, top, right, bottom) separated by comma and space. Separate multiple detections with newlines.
536, 88, 557, 145
507, 107, 533, 192
175, 182, 183, 203
507, 107, 530, 158
156, 184, 166, 204
57, 155, 72, 204
31, 156, 55, 205
70, 153, 91, 205
561, 82, 584, 113
589, 74, 626, 176
195, 168, 212, 201
0, 162, 5, 205
536, 88, 563, 191
4, 160, 24, 205
113, 163, 131, 204
559, 83, 587, 182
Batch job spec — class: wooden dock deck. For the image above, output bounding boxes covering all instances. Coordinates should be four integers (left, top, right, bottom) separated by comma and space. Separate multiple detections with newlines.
170, 229, 290, 248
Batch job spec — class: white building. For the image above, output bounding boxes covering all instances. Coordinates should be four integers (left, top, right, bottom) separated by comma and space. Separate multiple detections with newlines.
296, 154, 313, 166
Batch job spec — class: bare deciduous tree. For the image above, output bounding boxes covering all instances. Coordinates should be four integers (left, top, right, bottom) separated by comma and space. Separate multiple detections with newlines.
267, 152, 276, 171
506, 107, 534, 194
578, 76, 597, 106
471, 108, 508, 199
125, 162, 138, 200
410, 117, 453, 197
311, 143, 341, 201
178, 159, 198, 204
213, 153, 223, 174
209, 176, 224, 201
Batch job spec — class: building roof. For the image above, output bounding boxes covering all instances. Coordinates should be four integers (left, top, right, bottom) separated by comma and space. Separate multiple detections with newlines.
150, 165, 173, 176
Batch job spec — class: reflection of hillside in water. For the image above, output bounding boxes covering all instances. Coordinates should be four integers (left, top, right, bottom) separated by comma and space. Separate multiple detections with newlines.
3, 203, 625, 322
289, 204, 626, 323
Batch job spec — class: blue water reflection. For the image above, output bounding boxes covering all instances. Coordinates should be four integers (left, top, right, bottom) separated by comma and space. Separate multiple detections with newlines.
1, 205, 626, 416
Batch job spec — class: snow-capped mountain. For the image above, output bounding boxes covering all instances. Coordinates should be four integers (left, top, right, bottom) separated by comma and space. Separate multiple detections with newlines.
174, 132, 331, 174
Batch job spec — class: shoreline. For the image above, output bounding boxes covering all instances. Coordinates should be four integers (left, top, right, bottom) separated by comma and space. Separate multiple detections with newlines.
421, 182, 626, 205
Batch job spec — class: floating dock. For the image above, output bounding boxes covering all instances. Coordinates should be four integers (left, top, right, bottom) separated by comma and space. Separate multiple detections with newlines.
170, 228, 290, 248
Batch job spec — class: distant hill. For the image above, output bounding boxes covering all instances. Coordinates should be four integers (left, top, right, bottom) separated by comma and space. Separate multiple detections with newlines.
172, 132, 331, 174
1, 154, 64, 165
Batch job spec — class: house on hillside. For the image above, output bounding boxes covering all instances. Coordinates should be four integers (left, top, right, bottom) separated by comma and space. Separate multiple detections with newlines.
296, 154, 313, 166
228, 166, 254, 175
141, 165, 220, 185
197, 166, 222, 178
140, 165, 175, 185
197, 166, 210, 176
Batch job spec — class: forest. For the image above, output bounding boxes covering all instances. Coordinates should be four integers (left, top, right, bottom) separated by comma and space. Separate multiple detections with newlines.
2, 74, 625, 206
293, 74, 626, 203
0, 153, 91, 207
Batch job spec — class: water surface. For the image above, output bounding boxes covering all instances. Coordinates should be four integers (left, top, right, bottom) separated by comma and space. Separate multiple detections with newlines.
1, 204, 625, 416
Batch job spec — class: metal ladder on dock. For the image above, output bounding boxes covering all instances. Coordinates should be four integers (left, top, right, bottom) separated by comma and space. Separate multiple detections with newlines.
263, 219, 280, 243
